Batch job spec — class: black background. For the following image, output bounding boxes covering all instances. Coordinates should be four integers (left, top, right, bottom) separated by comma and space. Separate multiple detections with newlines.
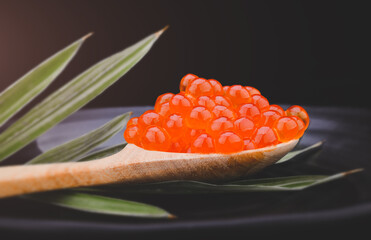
0, 0, 369, 112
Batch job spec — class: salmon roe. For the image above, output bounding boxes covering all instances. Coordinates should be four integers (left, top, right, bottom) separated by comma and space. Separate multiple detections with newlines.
180, 74, 198, 92
274, 117, 299, 142
286, 105, 310, 129
124, 74, 310, 153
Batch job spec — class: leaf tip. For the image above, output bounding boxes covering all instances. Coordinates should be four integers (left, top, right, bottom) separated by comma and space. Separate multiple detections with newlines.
168, 213, 177, 219
343, 168, 364, 176
155, 25, 169, 37
82, 32, 94, 41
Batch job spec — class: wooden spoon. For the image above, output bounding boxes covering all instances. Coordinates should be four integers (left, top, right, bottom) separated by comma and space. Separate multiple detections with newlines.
0, 140, 298, 198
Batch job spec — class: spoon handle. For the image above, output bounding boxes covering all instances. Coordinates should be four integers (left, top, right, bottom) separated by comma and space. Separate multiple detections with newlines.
0, 155, 121, 199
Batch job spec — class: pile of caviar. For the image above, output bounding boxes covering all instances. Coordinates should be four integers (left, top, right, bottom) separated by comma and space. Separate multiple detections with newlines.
124, 74, 310, 154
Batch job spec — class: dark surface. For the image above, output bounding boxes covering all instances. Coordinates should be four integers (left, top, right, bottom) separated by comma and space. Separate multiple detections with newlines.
0, 106, 370, 239
0, 0, 369, 111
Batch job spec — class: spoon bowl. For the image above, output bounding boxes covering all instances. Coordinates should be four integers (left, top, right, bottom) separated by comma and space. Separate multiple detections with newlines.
0, 139, 298, 198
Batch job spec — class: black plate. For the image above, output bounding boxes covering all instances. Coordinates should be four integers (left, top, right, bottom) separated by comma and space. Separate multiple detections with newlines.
1, 106, 370, 238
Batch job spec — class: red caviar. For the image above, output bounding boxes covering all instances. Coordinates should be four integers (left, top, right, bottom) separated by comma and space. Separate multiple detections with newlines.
268, 105, 285, 116
286, 105, 310, 129
155, 93, 174, 106
186, 78, 214, 97
191, 133, 215, 153
274, 117, 299, 142
233, 117, 255, 138
124, 125, 141, 146
124, 74, 310, 153
237, 103, 261, 123
163, 113, 186, 140
180, 74, 198, 92
213, 95, 233, 108
141, 126, 171, 151
251, 95, 269, 112
206, 117, 235, 137
243, 138, 256, 150
208, 79, 223, 95
245, 86, 261, 96
169, 94, 193, 115
138, 110, 162, 128
253, 126, 279, 148
196, 96, 216, 110
155, 101, 171, 117
259, 110, 281, 127
215, 132, 244, 153
212, 105, 237, 120
185, 106, 213, 129
127, 117, 138, 127
225, 85, 251, 106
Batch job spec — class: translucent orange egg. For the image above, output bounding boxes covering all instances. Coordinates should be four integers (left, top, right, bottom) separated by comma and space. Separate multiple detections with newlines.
225, 85, 251, 106
155, 102, 171, 117
196, 96, 216, 110
138, 110, 162, 128
251, 95, 269, 112
190, 133, 215, 153
273, 116, 299, 142
259, 110, 281, 127
237, 103, 261, 123
169, 94, 193, 115
213, 95, 233, 108
208, 79, 223, 95
245, 86, 261, 96
185, 106, 213, 129
169, 139, 188, 153
243, 138, 256, 150
206, 117, 235, 137
180, 73, 198, 92
178, 91, 197, 104
215, 131, 244, 153
233, 117, 255, 138
268, 105, 285, 116
155, 93, 174, 106
185, 78, 214, 97
124, 124, 142, 146
141, 126, 171, 151
163, 113, 186, 140
285, 105, 310, 129
127, 117, 139, 127
212, 105, 237, 120
290, 116, 305, 139
184, 128, 205, 144
252, 126, 279, 148
223, 86, 230, 95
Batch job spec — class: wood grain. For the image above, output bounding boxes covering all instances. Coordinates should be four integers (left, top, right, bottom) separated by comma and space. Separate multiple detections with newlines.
0, 140, 298, 198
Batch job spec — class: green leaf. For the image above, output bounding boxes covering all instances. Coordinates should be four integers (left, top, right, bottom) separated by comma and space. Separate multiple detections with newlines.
0, 33, 90, 127
25, 191, 173, 218
26, 112, 131, 164
77, 143, 127, 162
0, 27, 166, 162
275, 141, 324, 164
84, 169, 363, 194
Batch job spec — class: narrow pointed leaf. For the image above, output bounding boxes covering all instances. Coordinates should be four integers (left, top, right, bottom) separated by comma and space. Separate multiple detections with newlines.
0, 34, 90, 127
25, 191, 173, 218
84, 169, 362, 194
77, 143, 127, 162
275, 141, 324, 164
26, 112, 131, 164
0, 27, 166, 162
